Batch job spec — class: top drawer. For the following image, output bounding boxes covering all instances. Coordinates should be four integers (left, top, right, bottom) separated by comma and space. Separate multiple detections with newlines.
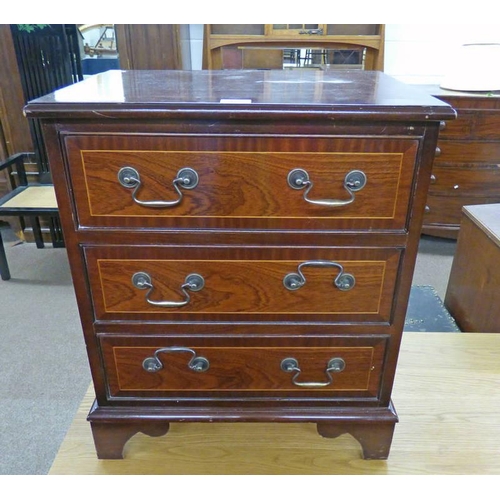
63, 134, 420, 232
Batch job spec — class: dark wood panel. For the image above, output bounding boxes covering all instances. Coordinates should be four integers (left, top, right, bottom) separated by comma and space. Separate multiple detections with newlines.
65, 134, 419, 231
423, 194, 500, 227
437, 114, 473, 138
0, 25, 33, 155
474, 114, 500, 139
429, 164, 500, 196
115, 24, 186, 70
100, 335, 386, 398
436, 140, 500, 163
25, 70, 455, 122
422, 88, 500, 238
85, 245, 401, 323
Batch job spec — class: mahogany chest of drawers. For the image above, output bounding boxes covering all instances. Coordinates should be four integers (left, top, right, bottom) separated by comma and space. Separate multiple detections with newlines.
419, 86, 500, 239
25, 70, 454, 460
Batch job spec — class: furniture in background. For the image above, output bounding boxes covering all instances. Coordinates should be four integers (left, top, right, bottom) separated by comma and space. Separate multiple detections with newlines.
444, 203, 500, 332
0, 25, 83, 252
419, 86, 500, 239
1, 24, 191, 279
0, 153, 60, 280
203, 24, 384, 71
0, 26, 41, 234
26, 69, 453, 460
114, 24, 191, 70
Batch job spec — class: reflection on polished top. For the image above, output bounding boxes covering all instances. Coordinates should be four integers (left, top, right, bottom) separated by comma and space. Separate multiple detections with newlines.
25, 69, 455, 120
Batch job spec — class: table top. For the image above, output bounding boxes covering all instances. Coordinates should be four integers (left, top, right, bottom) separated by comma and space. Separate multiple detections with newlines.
464, 203, 500, 247
49, 331, 500, 475
415, 83, 500, 99
24, 69, 455, 121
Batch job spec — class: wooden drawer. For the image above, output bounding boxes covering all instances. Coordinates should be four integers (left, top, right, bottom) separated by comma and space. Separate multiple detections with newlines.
429, 165, 500, 196
435, 140, 500, 164
438, 115, 473, 138
64, 134, 419, 232
99, 335, 387, 400
84, 245, 401, 324
423, 194, 500, 227
438, 111, 500, 140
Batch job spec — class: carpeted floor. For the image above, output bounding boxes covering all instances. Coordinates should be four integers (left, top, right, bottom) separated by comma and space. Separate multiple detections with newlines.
0, 225, 457, 475
0, 225, 90, 475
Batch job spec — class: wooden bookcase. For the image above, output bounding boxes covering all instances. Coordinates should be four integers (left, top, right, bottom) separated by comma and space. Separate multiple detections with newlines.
203, 24, 385, 71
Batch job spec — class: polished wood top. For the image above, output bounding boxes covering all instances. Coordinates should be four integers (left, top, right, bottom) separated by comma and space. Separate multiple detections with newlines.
25, 69, 455, 121
49, 332, 500, 475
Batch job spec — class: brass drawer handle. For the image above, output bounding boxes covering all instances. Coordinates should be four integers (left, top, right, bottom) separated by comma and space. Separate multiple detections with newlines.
283, 260, 355, 291
132, 272, 204, 308
118, 166, 199, 208
287, 168, 367, 207
281, 357, 345, 388
142, 346, 209, 373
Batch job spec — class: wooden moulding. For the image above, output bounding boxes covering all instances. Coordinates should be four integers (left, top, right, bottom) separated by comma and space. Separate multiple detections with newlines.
88, 399, 398, 460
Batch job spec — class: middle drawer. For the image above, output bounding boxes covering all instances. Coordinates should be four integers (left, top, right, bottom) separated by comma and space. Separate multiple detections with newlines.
84, 245, 401, 324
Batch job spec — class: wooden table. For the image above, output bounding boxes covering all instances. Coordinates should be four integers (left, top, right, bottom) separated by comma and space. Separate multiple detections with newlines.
49, 331, 500, 475
445, 204, 500, 332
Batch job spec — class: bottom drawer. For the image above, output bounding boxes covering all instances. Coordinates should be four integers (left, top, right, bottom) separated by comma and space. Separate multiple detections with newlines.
424, 194, 500, 227
100, 335, 387, 401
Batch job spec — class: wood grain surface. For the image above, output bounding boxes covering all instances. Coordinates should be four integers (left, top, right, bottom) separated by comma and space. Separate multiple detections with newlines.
64, 134, 419, 231
101, 343, 384, 396
85, 245, 400, 322
49, 332, 500, 475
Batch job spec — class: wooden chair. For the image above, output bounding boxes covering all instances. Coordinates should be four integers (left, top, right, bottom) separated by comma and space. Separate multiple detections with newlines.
0, 152, 60, 280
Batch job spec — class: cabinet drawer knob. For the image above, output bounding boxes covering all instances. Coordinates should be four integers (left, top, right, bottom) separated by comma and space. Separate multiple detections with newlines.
118, 166, 199, 208
287, 168, 367, 207
283, 260, 355, 291
132, 272, 204, 308
281, 357, 345, 388
142, 346, 209, 373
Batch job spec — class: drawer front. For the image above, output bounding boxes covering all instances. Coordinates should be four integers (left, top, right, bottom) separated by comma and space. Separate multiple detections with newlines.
100, 335, 387, 400
64, 134, 419, 231
438, 115, 473, 139
474, 113, 500, 139
438, 108, 500, 139
423, 195, 500, 227
85, 245, 401, 323
429, 165, 500, 197
436, 140, 500, 164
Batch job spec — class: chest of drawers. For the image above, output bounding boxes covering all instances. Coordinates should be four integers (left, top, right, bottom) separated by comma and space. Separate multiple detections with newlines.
419, 86, 500, 239
26, 70, 454, 460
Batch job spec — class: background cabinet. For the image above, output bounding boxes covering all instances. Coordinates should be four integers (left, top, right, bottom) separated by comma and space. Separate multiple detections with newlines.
203, 24, 385, 71
420, 86, 500, 239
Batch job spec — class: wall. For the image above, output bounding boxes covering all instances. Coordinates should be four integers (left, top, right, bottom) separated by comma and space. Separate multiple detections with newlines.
384, 24, 500, 84
189, 24, 500, 85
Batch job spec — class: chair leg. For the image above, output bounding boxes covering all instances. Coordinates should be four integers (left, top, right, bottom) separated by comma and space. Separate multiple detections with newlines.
0, 230, 11, 280
30, 216, 45, 249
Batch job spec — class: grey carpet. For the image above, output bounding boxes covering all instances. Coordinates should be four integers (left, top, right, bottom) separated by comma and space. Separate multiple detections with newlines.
0, 227, 90, 475
0, 226, 457, 474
